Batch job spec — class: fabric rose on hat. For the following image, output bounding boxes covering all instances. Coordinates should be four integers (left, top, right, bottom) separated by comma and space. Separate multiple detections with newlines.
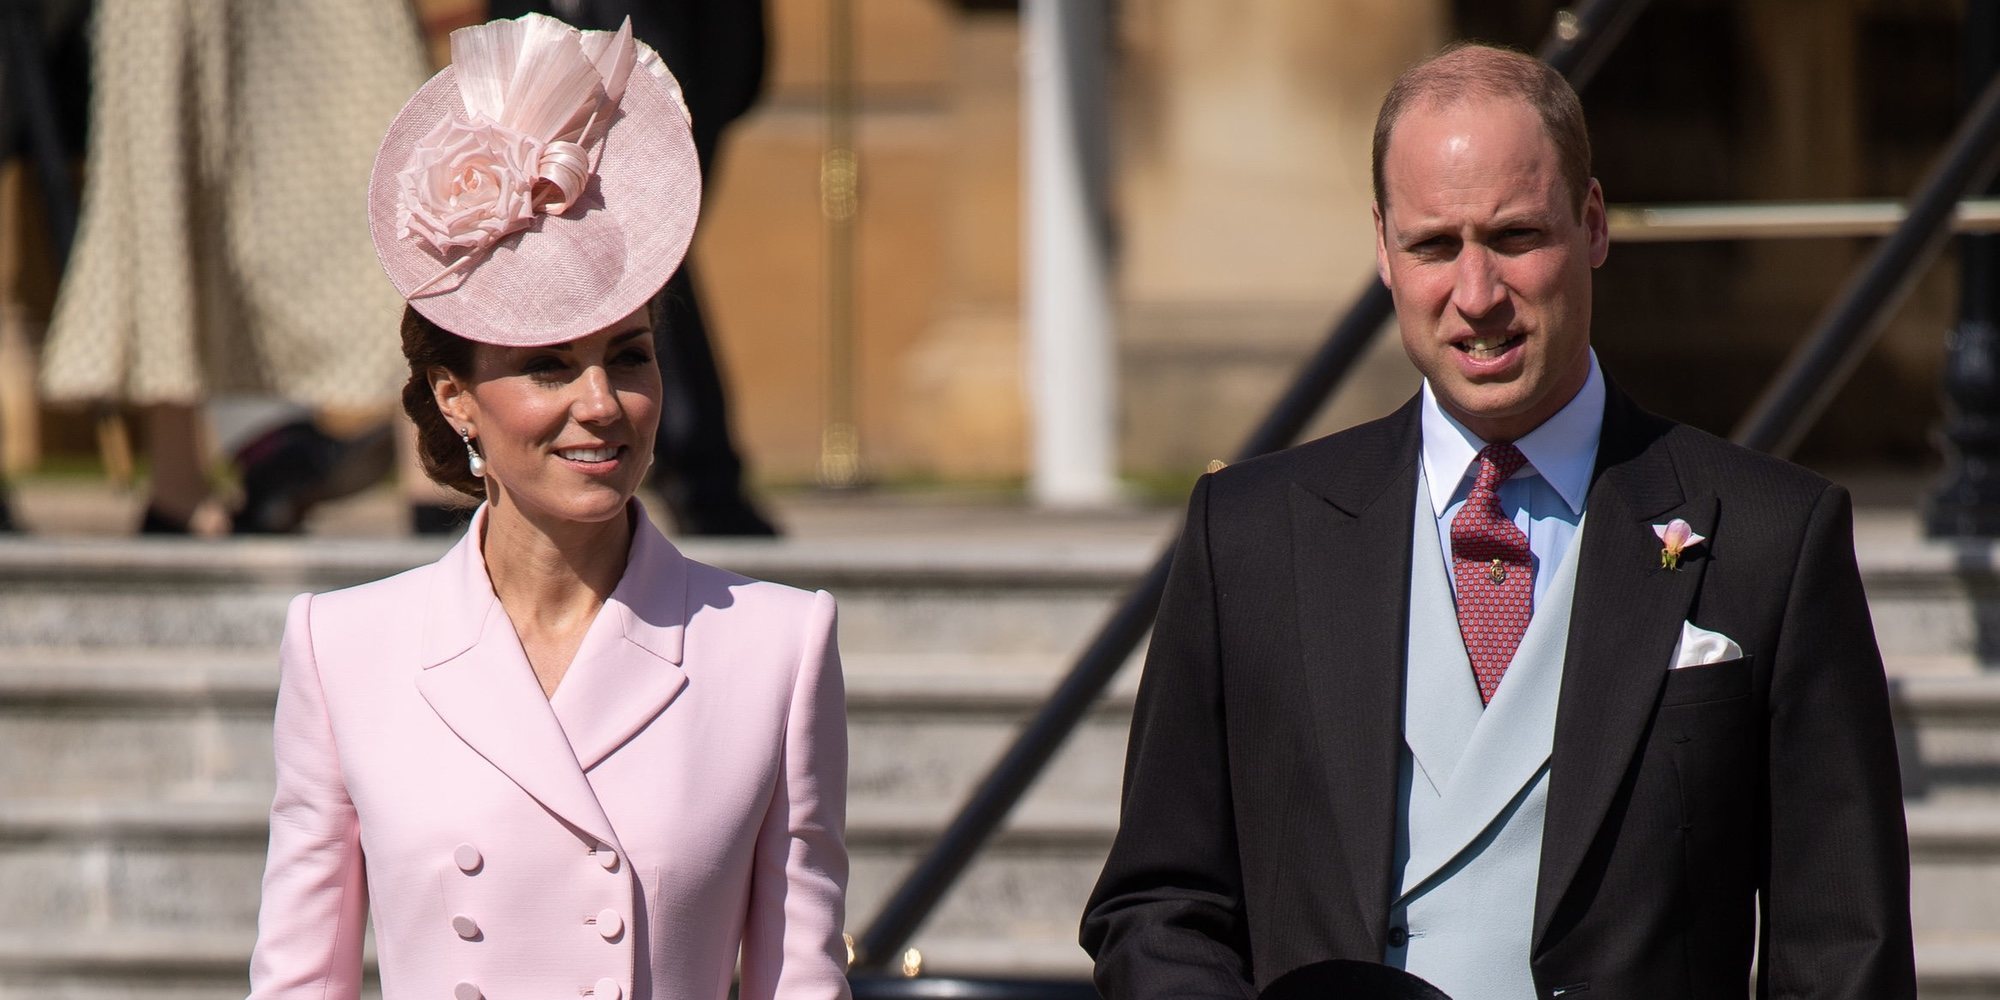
398, 117, 543, 254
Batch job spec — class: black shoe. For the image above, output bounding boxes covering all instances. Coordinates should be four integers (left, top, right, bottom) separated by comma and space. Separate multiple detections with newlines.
668, 496, 780, 537
0, 492, 17, 533
138, 505, 193, 535
411, 503, 472, 535
233, 419, 395, 534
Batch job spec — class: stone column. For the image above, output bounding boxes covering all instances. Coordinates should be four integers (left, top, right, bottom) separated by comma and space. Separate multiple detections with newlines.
1025, 0, 1118, 505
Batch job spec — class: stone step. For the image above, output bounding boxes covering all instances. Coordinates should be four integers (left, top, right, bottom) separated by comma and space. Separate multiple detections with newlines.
0, 918, 1995, 999
0, 931, 1089, 1000
0, 650, 1139, 806
1921, 938, 2000, 1000
0, 929, 372, 1000
0, 536, 1145, 656
0, 796, 1114, 941
14, 524, 2000, 662
5, 794, 1997, 947
17, 646, 2000, 811
1900, 674, 2000, 801
1909, 804, 2000, 940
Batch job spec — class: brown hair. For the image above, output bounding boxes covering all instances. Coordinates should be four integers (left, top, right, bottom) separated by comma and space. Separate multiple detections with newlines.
1371, 42, 1592, 219
399, 306, 485, 500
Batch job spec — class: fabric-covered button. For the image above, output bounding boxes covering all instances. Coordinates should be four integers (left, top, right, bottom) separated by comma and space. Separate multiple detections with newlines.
1387, 925, 1409, 947
454, 982, 481, 1000
454, 843, 481, 873
595, 977, 622, 1000
452, 914, 479, 939
597, 845, 619, 871
596, 908, 623, 939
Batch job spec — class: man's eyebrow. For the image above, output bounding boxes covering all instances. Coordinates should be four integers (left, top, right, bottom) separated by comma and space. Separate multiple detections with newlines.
1394, 223, 1453, 247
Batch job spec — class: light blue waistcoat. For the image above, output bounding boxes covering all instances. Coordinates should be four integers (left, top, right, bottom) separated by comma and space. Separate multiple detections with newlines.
1384, 466, 1588, 1000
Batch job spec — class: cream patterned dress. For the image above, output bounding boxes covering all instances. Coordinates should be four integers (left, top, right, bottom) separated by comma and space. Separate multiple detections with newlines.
41, 0, 429, 409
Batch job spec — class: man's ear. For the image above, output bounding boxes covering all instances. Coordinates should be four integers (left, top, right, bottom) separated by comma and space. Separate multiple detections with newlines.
1373, 201, 1393, 288
1583, 178, 1609, 268
431, 368, 474, 429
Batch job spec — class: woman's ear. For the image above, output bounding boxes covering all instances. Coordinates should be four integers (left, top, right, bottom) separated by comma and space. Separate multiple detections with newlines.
431, 368, 474, 429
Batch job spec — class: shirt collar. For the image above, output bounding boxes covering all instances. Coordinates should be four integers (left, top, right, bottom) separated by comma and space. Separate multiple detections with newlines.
1419, 349, 1604, 518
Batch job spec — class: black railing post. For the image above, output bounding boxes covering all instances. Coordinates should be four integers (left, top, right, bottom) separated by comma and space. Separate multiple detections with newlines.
1733, 74, 2000, 456
1926, 4, 2000, 536
850, 0, 1657, 974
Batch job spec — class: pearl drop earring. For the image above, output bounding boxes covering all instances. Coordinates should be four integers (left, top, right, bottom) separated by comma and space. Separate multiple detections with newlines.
460, 427, 486, 478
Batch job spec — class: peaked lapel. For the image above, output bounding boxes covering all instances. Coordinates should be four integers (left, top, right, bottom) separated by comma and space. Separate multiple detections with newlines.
549, 507, 690, 772
1533, 385, 1716, 948
1290, 396, 1423, 952
414, 505, 621, 848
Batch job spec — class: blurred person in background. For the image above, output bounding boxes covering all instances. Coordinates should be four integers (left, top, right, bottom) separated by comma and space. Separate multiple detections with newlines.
489, 0, 779, 536
0, 0, 91, 532
37, 0, 455, 535
245, 15, 847, 998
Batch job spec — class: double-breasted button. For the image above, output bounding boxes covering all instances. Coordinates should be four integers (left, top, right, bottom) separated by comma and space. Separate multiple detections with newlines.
451, 914, 479, 939
454, 843, 482, 873
595, 908, 624, 939
454, 982, 481, 1000
1387, 925, 1409, 947
596, 845, 619, 872
595, 977, 622, 999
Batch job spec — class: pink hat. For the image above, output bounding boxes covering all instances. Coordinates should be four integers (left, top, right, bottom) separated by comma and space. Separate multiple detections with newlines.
368, 14, 700, 347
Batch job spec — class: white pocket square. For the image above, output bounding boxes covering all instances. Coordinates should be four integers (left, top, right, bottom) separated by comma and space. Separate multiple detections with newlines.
1669, 621, 1743, 669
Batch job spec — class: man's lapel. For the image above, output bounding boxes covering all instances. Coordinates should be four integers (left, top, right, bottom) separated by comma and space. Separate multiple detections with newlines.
1289, 396, 1423, 950
414, 507, 621, 848
1533, 385, 1715, 948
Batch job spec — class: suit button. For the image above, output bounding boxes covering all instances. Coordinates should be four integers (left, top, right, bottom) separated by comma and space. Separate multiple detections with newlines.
454, 843, 482, 873
596, 908, 624, 939
596, 977, 622, 1000
1387, 926, 1409, 947
451, 914, 479, 939
596, 845, 619, 872
454, 982, 481, 1000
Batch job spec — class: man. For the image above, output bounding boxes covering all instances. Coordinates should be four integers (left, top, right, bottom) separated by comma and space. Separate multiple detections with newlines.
1082, 44, 1915, 1000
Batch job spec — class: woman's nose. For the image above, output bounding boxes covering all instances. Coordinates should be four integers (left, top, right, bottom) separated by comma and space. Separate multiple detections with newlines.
573, 366, 622, 423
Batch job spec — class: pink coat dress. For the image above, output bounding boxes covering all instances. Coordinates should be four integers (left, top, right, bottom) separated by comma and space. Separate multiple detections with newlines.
245, 504, 849, 1000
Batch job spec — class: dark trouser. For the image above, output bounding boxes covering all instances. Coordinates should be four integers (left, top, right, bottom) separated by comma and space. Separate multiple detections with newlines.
652, 261, 755, 517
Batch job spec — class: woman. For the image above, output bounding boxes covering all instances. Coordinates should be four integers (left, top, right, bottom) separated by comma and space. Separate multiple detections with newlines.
244, 15, 849, 1000
40, 0, 437, 535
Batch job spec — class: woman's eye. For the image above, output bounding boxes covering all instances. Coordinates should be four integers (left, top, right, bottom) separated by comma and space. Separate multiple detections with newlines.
522, 357, 569, 377
614, 349, 654, 367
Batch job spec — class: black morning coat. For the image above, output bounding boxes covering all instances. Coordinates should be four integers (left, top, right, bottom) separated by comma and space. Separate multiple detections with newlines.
1082, 380, 1917, 1000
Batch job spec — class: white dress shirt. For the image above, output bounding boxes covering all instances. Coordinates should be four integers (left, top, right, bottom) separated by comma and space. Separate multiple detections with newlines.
1419, 351, 1605, 610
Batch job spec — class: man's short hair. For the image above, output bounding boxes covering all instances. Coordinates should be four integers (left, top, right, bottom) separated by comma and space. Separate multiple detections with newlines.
1371, 42, 1592, 219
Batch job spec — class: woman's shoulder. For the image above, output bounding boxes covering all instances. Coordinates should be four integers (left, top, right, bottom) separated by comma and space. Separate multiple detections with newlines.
678, 555, 833, 622
295, 560, 441, 634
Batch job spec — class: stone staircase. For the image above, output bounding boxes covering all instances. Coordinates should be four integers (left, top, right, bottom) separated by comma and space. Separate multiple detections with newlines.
2, 509, 1999, 998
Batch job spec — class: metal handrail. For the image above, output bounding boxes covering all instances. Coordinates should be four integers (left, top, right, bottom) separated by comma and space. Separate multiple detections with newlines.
1609, 198, 2000, 242
849, 0, 1658, 974
1733, 70, 2000, 456
849, 976, 1102, 1000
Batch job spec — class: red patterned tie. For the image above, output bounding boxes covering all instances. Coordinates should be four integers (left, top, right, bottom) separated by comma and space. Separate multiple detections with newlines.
1451, 443, 1533, 705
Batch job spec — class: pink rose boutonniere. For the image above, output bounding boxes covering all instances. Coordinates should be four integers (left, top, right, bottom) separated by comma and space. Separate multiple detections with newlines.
1653, 518, 1707, 571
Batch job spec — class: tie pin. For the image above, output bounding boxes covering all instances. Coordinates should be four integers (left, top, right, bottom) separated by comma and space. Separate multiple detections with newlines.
1489, 558, 1507, 584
